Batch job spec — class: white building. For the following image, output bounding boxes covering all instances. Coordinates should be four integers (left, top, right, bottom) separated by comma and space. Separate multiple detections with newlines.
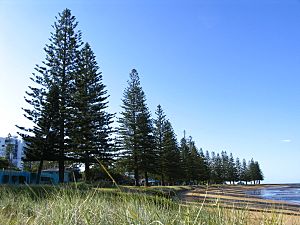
0, 138, 6, 157
0, 136, 24, 169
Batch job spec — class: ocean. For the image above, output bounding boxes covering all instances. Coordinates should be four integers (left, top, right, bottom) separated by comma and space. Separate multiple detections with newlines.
247, 184, 300, 205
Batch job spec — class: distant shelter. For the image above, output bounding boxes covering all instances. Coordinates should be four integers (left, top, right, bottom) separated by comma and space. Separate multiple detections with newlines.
0, 169, 73, 185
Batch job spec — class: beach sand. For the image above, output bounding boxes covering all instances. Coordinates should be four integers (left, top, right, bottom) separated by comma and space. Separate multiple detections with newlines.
180, 185, 300, 225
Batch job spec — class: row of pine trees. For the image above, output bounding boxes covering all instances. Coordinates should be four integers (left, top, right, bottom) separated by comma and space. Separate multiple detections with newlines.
18, 9, 263, 185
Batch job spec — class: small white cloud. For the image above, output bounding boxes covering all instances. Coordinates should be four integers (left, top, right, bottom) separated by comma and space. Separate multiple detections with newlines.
281, 139, 291, 143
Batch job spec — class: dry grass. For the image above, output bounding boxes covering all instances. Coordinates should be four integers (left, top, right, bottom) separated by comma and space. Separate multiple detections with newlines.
0, 184, 297, 225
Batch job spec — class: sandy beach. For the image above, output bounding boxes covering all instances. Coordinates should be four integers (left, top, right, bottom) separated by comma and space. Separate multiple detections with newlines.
180, 185, 300, 224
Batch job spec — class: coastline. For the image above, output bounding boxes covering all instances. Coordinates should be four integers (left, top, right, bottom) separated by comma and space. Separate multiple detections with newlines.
181, 184, 300, 212
180, 184, 300, 224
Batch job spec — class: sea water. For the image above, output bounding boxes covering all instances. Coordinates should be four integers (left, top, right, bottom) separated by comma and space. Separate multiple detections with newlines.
247, 185, 300, 205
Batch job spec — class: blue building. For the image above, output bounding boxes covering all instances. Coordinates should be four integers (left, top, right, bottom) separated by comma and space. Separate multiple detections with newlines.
0, 169, 73, 185
0, 170, 30, 184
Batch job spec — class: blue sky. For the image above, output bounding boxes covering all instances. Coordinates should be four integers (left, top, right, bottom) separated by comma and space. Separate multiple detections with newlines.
0, 0, 300, 183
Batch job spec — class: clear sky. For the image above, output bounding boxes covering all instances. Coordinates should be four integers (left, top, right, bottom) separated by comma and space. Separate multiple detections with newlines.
0, 0, 300, 183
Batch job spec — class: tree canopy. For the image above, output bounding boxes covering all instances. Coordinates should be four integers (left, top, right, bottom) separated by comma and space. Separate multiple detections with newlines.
17, 8, 264, 186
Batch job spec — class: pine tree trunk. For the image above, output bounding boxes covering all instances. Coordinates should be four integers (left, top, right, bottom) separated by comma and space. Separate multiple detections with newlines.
161, 174, 165, 186
58, 129, 65, 183
85, 154, 90, 182
36, 159, 44, 184
134, 155, 139, 186
58, 69, 66, 184
58, 120, 65, 183
85, 162, 90, 182
134, 169, 139, 186
58, 123, 65, 183
58, 159, 64, 183
145, 171, 149, 186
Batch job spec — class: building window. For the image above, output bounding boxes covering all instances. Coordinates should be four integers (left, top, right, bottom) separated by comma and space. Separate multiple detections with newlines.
12, 176, 18, 184
2, 175, 9, 184
19, 176, 26, 184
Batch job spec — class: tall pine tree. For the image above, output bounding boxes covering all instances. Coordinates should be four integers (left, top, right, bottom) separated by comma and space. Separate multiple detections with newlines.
69, 43, 114, 181
47, 9, 83, 182
161, 120, 181, 185
227, 153, 237, 184
153, 105, 166, 185
179, 135, 191, 183
18, 8, 83, 182
118, 69, 155, 186
198, 148, 210, 183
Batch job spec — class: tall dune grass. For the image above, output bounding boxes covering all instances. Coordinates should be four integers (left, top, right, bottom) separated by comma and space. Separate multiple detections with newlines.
0, 185, 285, 225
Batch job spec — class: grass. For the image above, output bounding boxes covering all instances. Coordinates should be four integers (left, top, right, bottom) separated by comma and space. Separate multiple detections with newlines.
0, 184, 290, 225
